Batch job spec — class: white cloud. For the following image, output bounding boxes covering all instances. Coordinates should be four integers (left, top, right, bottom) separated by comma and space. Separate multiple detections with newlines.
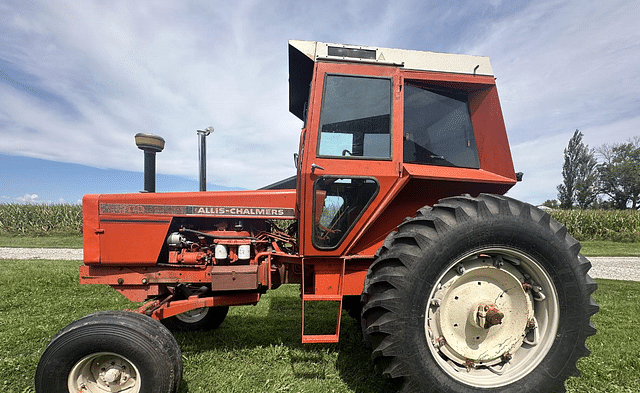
15, 194, 42, 204
1, 0, 637, 202
2, 0, 424, 189
1, 193, 68, 205
460, 0, 640, 140
0, 1, 306, 188
456, 0, 640, 204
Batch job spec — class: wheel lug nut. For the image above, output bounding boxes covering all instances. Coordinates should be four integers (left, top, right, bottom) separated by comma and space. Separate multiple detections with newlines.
432, 336, 446, 348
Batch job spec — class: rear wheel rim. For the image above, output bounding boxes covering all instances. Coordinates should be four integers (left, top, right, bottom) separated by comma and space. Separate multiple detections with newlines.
68, 352, 141, 393
174, 307, 209, 324
425, 247, 559, 388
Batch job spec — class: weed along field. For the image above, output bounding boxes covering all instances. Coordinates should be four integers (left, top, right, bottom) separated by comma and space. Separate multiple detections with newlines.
1, 204, 640, 392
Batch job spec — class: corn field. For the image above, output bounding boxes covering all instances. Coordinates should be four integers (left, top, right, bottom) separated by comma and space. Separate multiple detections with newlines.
1, 203, 639, 242
550, 209, 640, 242
0, 204, 82, 236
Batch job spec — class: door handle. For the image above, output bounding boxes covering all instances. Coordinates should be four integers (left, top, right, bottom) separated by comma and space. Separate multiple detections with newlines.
311, 163, 325, 173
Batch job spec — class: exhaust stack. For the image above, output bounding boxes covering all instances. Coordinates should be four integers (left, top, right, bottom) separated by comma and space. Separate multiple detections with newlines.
197, 126, 214, 191
135, 133, 165, 193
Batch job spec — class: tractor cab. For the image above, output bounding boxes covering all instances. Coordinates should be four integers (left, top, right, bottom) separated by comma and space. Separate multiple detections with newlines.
288, 40, 517, 257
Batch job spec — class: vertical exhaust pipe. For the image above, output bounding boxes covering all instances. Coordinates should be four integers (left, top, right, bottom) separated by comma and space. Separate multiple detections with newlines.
197, 126, 214, 191
135, 133, 165, 193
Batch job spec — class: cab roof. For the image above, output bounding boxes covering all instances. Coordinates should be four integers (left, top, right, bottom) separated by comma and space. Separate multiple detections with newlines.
288, 39, 494, 120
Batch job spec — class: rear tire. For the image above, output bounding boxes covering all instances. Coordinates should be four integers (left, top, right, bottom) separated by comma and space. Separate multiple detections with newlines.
35, 311, 182, 393
161, 306, 229, 332
361, 194, 598, 392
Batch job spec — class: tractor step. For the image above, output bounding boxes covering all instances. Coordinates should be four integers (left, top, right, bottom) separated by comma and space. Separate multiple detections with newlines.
301, 259, 345, 343
301, 294, 343, 343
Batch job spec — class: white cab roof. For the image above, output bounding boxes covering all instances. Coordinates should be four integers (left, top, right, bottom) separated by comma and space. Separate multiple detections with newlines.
288, 39, 494, 76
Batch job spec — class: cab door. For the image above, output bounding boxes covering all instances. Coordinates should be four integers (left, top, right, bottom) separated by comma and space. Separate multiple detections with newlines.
298, 61, 402, 257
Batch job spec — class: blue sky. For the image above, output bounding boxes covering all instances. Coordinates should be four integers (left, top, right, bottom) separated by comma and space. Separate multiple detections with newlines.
1, 0, 639, 205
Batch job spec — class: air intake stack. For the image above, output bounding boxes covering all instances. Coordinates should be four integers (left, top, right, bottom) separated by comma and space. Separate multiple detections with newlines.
197, 126, 214, 191
135, 133, 165, 193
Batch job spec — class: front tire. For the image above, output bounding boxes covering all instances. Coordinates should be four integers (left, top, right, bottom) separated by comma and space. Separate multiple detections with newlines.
361, 194, 598, 392
35, 311, 182, 393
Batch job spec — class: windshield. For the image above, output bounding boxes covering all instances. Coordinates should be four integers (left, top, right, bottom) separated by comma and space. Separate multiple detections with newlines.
318, 74, 392, 159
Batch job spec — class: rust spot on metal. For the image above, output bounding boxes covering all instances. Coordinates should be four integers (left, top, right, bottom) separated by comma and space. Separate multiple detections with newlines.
485, 304, 504, 327
477, 302, 504, 328
465, 358, 475, 372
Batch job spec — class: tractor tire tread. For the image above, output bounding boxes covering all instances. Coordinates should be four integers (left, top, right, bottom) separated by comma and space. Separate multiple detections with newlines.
360, 193, 598, 393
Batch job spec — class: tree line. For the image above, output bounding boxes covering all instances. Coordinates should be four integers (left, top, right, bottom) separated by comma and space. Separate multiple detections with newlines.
548, 130, 640, 209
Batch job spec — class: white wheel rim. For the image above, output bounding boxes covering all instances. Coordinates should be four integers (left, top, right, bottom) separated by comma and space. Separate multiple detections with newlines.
68, 352, 141, 393
175, 307, 209, 323
425, 248, 559, 388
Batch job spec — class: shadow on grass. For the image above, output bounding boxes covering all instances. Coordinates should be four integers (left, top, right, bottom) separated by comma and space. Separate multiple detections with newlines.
173, 285, 400, 392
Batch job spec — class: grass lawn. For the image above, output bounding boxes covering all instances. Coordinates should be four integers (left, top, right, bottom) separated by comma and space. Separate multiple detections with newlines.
580, 241, 640, 257
0, 259, 638, 393
0, 235, 83, 248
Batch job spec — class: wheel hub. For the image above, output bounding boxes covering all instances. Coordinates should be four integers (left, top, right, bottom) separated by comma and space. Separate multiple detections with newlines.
103, 367, 122, 383
93, 356, 133, 388
68, 352, 139, 393
473, 302, 504, 329
429, 255, 535, 365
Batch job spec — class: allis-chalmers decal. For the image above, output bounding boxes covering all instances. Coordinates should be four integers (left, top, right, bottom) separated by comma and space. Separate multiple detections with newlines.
100, 203, 295, 219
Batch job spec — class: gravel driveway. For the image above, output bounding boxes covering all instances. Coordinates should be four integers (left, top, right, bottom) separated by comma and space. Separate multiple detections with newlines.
1, 248, 638, 282
0, 247, 83, 261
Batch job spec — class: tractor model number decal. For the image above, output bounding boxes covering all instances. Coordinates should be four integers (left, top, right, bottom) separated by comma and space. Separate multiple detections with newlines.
100, 203, 295, 218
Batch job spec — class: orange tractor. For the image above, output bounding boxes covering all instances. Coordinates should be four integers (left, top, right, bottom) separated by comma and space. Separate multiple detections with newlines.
36, 40, 597, 393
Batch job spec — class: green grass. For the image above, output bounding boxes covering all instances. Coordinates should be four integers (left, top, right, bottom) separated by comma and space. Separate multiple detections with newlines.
580, 241, 640, 257
0, 235, 83, 248
566, 280, 640, 393
0, 259, 638, 393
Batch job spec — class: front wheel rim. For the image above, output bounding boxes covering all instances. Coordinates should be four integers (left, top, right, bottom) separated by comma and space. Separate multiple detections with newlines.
425, 248, 559, 388
68, 352, 141, 393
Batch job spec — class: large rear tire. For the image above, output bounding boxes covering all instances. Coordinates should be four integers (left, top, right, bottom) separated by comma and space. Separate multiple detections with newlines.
361, 194, 598, 392
35, 311, 182, 393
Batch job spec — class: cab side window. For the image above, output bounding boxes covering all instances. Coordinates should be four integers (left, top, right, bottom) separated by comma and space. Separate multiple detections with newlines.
403, 82, 480, 169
